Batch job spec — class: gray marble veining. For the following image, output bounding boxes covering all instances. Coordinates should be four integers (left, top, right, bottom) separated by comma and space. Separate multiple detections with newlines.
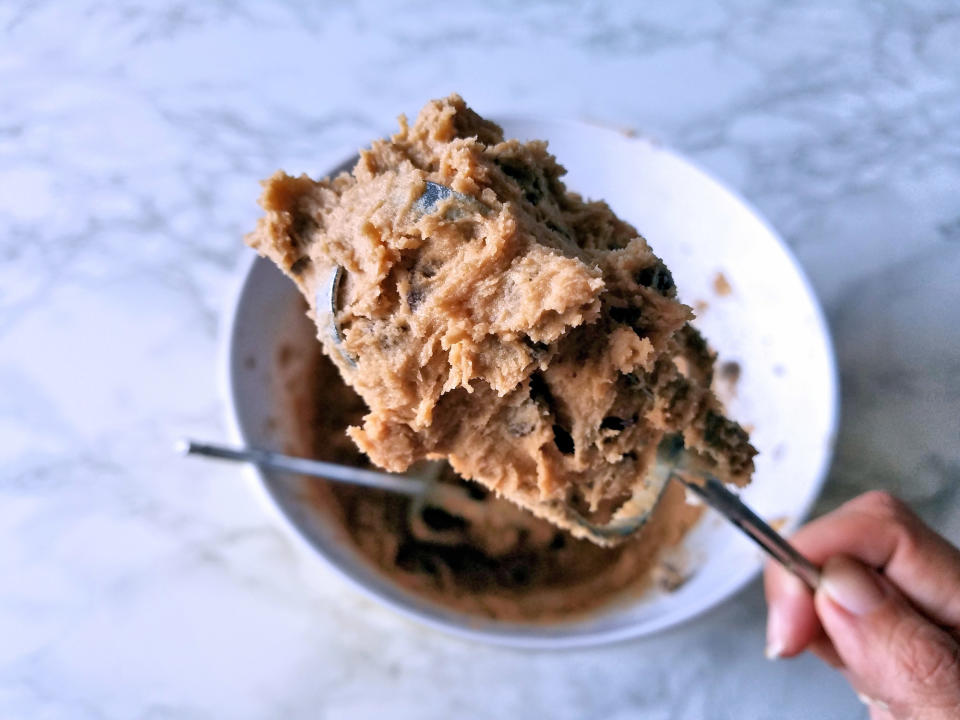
2, 1, 958, 718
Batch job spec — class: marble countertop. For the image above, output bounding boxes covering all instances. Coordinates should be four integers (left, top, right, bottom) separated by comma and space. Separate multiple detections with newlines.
2, 1, 959, 718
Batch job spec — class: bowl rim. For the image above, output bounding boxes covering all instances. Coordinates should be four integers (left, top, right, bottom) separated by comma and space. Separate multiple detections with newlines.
218, 118, 840, 649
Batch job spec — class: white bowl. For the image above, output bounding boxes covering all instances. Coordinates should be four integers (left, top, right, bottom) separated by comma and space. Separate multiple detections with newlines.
220, 118, 838, 648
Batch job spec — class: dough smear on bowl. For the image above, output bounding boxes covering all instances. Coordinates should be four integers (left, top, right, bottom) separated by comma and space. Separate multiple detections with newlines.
247, 94, 756, 544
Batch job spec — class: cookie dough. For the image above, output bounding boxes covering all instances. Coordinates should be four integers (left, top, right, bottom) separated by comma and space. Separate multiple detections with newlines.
248, 94, 755, 544
280, 342, 703, 621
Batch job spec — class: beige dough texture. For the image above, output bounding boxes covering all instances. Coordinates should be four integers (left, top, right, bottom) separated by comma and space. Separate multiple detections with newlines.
247, 94, 756, 544
279, 342, 704, 621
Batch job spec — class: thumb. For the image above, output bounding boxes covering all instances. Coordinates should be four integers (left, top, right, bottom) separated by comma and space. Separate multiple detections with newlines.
815, 555, 960, 717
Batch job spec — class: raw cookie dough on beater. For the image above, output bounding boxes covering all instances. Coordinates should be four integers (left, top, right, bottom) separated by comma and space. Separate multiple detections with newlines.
247, 94, 756, 544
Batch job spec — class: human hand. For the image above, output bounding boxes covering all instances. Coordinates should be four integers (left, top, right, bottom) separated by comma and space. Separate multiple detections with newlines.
763, 491, 960, 719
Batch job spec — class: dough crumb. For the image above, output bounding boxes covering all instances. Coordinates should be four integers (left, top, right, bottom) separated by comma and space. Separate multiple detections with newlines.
768, 516, 788, 532
719, 360, 741, 385
715, 360, 742, 404
713, 271, 733, 296
652, 560, 688, 592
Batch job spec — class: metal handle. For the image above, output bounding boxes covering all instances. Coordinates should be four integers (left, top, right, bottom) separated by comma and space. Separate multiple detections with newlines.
177, 439, 428, 495
679, 474, 821, 589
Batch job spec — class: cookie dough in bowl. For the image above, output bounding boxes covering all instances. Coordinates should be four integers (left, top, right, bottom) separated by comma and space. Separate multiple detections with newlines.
223, 100, 837, 646
276, 339, 703, 622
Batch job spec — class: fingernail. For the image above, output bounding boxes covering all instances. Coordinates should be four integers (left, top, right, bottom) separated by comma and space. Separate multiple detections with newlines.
856, 692, 890, 711
820, 556, 886, 616
765, 605, 788, 660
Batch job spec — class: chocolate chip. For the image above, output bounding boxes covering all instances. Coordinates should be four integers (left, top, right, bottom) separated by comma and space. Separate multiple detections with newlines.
496, 159, 544, 204
545, 220, 571, 239
509, 563, 531, 586
553, 424, 575, 455
609, 305, 643, 326
396, 543, 441, 575
291, 211, 317, 245
600, 416, 626, 432
657, 268, 675, 292
634, 266, 656, 286
635, 264, 675, 293
466, 483, 489, 501
289, 256, 311, 275
523, 336, 550, 361
495, 556, 534, 587
549, 532, 566, 550
406, 287, 425, 311
529, 372, 554, 406
609, 304, 648, 337
421, 506, 468, 532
